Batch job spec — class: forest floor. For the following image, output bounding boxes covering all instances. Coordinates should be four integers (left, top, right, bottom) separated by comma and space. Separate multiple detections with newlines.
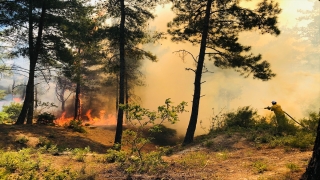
0, 124, 312, 180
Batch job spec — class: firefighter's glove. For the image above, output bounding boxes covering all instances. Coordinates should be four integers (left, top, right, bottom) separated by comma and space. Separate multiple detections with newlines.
264, 107, 271, 110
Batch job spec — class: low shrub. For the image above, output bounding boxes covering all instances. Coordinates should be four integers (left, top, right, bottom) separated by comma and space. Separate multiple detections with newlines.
177, 151, 208, 169
252, 160, 268, 173
36, 112, 56, 125
224, 106, 258, 128
71, 147, 91, 162
148, 124, 177, 146
1, 102, 22, 123
0, 112, 9, 124
66, 120, 86, 133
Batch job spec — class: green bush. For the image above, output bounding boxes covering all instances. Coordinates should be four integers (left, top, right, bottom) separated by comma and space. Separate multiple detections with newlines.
37, 112, 56, 125
71, 147, 91, 162
105, 149, 127, 163
224, 106, 258, 128
268, 131, 315, 150
0, 90, 6, 100
66, 120, 86, 133
252, 160, 268, 173
2, 102, 22, 123
149, 124, 177, 146
0, 112, 9, 124
300, 111, 319, 133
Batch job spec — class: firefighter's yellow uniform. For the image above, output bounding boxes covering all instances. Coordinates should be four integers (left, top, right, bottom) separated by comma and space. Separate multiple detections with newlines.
268, 103, 287, 132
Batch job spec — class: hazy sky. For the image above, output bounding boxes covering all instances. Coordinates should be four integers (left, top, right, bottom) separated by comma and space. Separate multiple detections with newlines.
0, 0, 318, 136
136, 0, 319, 135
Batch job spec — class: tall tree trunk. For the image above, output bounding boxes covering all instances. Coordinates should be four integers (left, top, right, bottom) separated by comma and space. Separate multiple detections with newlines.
301, 110, 320, 180
74, 48, 81, 121
74, 81, 81, 120
125, 74, 128, 123
183, 0, 212, 145
116, 74, 119, 115
114, 0, 125, 148
16, 0, 46, 125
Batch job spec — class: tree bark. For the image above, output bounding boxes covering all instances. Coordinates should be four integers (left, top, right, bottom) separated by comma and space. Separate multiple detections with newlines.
183, 0, 212, 145
114, 0, 125, 148
16, 0, 46, 125
301, 111, 320, 180
74, 81, 81, 120
73, 48, 82, 121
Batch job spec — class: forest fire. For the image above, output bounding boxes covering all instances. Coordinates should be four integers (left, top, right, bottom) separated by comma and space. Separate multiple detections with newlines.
55, 110, 117, 126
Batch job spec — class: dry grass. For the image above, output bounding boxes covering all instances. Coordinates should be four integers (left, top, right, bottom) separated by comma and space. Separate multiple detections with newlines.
0, 124, 312, 179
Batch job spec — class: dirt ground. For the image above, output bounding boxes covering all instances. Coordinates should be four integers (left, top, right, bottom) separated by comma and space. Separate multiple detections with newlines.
0, 124, 313, 180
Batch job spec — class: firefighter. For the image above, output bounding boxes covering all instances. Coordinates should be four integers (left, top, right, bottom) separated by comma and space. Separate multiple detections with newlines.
265, 101, 288, 133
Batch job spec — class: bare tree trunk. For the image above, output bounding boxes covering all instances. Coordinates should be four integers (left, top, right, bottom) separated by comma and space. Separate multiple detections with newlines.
301, 110, 320, 180
114, 0, 125, 148
183, 0, 212, 145
16, 0, 46, 125
74, 81, 81, 120
116, 74, 119, 115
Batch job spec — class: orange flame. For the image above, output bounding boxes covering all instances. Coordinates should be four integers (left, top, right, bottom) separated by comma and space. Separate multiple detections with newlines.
13, 98, 22, 103
55, 109, 118, 126
55, 112, 73, 126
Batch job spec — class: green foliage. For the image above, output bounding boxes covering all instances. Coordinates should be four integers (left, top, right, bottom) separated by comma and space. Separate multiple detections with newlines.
300, 111, 319, 133
177, 151, 208, 169
71, 147, 91, 162
286, 163, 300, 172
0, 112, 9, 124
112, 99, 187, 174
0, 148, 93, 179
15, 136, 29, 145
37, 112, 56, 125
0, 90, 6, 100
215, 151, 229, 161
120, 99, 187, 157
252, 160, 268, 173
268, 131, 315, 150
65, 120, 86, 133
224, 106, 258, 128
0, 149, 38, 173
2, 102, 22, 123
148, 124, 177, 146
105, 149, 127, 163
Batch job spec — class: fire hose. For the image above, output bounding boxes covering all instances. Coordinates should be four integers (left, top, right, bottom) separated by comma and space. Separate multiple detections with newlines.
283, 111, 304, 127
264, 107, 305, 127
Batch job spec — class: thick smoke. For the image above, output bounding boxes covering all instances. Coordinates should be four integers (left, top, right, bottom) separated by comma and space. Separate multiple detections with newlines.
136, 0, 320, 136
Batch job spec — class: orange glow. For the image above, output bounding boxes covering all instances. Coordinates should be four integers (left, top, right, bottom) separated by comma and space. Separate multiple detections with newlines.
13, 98, 21, 103
55, 109, 118, 126
55, 112, 73, 126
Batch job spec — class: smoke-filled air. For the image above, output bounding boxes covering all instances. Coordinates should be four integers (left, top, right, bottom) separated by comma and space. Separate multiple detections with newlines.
0, 0, 319, 136
136, 0, 320, 136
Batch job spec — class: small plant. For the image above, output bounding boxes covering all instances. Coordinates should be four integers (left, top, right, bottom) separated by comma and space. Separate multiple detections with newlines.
286, 163, 300, 172
215, 150, 229, 160
202, 140, 214, 148
300, 111, 319, 133
1, 102, 22, 123
252, 160, 268, 173
15, 136, 29, 145
105, 149, 127, 163
36, 112, 56, 125
71, 147, 91, 162
0, 112, 9, 124
177, 151, 208, 169
66, 119, 86, 133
